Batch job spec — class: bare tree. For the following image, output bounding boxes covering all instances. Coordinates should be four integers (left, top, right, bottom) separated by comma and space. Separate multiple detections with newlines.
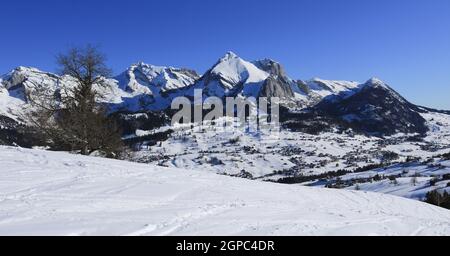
26, 45, 123, 157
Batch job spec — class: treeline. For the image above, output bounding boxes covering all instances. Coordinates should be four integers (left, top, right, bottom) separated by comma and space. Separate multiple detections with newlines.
425, 190, 450, 209
275, 163, 387, 184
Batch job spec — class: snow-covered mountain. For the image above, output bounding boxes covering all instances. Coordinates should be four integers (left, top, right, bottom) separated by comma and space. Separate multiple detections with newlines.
1, 145, 449, 236
313, 78, 429, 135
191, 52, 270, 98
0, 67, 62, 121
0, 64, 198, 114
304, 78, 361, 101
0, 66, 123, 104
0, 52, 419, 115
0, 67, 61, 105
115, 62, 199, 96
0, 52, 448, 137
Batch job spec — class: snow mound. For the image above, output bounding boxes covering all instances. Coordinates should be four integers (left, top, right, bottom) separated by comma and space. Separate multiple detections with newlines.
0, 146, 449, 236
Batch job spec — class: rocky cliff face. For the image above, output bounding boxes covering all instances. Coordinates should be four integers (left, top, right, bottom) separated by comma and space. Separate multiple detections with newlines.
252, 59, 295, 99
259, 76, 295, 99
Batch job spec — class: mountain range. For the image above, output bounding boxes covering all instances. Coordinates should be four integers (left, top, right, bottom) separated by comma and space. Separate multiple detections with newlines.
0, 52, 448, 138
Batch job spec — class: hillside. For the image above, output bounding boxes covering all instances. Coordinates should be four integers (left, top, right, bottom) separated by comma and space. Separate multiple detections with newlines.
0, 146, 449, 236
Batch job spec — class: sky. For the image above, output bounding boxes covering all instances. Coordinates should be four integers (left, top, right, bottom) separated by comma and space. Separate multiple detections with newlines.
1, 0, 450, 109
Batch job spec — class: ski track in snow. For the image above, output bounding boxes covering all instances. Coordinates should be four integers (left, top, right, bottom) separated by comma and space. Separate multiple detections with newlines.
0, 146, 449, 236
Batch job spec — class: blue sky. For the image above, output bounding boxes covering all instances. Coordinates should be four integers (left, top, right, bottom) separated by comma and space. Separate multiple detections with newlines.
1, 0, 450, 109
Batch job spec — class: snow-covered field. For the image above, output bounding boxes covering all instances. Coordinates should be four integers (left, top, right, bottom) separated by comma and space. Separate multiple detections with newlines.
0, 146, 449, 236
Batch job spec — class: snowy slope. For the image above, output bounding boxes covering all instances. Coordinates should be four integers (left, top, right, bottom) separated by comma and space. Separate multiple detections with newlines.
0, 146, 449, 236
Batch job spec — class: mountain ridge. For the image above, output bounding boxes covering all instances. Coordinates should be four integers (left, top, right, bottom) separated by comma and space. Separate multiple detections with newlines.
1, 53, 405, 109
1, 52, 449, 137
